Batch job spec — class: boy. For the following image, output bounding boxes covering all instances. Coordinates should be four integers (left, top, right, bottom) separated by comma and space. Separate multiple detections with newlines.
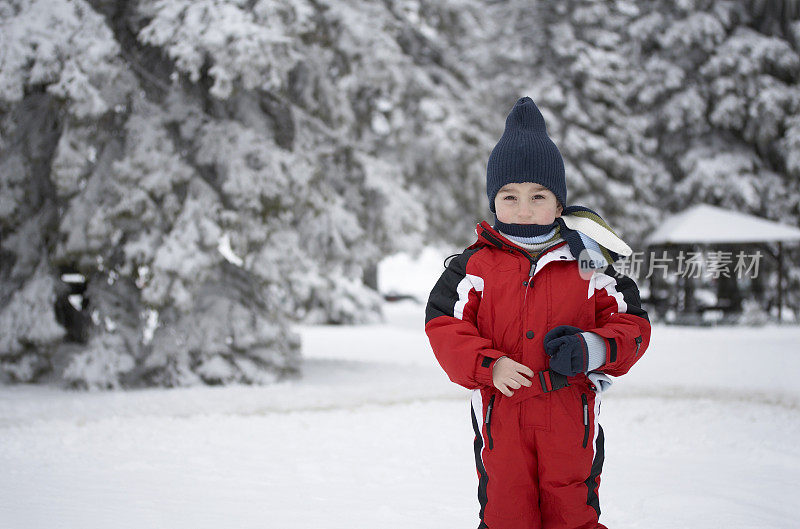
425, 97, 651, 529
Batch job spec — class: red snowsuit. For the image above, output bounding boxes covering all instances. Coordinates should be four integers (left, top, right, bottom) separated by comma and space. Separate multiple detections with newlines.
425, 222, 651, 529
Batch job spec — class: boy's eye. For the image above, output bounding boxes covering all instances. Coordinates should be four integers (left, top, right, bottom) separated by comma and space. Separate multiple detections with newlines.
533, 194, 544, 199
503, 195, 517, 200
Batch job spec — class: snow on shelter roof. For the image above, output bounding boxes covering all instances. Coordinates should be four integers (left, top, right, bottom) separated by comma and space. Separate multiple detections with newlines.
645, 204, 800, 245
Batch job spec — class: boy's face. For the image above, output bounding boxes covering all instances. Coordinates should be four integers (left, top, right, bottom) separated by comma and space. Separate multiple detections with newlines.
494, 182, 563, 225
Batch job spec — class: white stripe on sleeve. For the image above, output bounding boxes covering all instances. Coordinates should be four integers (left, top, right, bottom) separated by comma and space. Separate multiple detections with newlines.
453, 274, 485, 320
588, 271, 627, 314
471, 389, 487, 453
592, 391, 602, 453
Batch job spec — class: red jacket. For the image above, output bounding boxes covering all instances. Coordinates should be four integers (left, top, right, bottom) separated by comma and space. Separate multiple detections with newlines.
425, 221, 650, 394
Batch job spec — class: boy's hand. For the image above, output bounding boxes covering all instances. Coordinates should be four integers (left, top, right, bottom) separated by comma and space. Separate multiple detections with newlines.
543, 325, 588, 377
492, 356, 534, 397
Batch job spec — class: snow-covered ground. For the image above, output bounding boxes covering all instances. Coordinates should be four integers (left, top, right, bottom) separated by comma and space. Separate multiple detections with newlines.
1, 298, 799, 529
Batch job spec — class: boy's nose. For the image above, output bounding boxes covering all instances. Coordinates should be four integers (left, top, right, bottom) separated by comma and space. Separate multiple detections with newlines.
519, 201, 535, 217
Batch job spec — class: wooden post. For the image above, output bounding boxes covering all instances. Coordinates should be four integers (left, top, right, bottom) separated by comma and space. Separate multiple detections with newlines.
777, 241, 783, 323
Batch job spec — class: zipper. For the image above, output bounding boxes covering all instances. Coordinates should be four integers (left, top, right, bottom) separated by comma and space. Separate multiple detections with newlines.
581, 393, 589, 448
522, 260, 536, 306
502, 243, 537, 286
485, 394, 496, 450
479, 226, 567, 297
634, 335, 642, 357
478, 226, 566, 272
512, 241, 567, 302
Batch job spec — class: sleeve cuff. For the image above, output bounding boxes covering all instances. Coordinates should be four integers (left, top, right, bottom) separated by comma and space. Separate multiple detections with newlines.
475, 354, 501, 386
581, 332, 607, 372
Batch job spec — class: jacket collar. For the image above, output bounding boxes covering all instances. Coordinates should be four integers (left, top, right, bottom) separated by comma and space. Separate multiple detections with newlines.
471, 222, 573, 275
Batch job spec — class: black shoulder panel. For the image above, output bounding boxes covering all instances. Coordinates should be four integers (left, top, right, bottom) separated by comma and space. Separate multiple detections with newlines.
603, 264, 649, 322
425, 248, 481, 324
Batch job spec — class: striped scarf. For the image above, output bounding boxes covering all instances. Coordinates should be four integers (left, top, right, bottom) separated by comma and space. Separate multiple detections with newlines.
499, 225, 565, 260
494, 205, 630, 269
557, 205, 628, 268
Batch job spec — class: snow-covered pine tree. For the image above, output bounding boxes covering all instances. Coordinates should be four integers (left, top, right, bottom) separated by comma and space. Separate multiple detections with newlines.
4, 0, 799, 389
626, 0, 800, 314
1, 0, 133, 385
0, 0, 500, 387
474, 0, 671, 245
469, 0, 800, 317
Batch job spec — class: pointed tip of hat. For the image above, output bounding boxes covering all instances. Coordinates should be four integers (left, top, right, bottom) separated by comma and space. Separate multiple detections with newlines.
506, 96, 547, 133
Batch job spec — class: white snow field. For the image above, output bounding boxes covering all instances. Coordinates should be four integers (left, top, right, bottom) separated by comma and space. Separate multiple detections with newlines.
1, 299, 799, 529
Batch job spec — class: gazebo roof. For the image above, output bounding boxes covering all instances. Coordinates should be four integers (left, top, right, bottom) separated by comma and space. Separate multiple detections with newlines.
646, 204, 800, 245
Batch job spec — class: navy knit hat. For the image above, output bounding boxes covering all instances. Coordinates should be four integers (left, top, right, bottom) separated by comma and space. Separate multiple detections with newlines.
486, 97, 566, 212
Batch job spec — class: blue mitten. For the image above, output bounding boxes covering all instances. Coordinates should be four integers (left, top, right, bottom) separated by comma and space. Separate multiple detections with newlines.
542, 325, 588, 377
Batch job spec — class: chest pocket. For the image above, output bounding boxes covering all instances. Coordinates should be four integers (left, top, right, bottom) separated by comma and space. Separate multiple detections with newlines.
477, 261, 527, 358
544, 262, 595, 329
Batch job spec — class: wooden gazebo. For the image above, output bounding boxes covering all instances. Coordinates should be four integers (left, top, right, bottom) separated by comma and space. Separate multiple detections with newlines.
645, 204, 800, 322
